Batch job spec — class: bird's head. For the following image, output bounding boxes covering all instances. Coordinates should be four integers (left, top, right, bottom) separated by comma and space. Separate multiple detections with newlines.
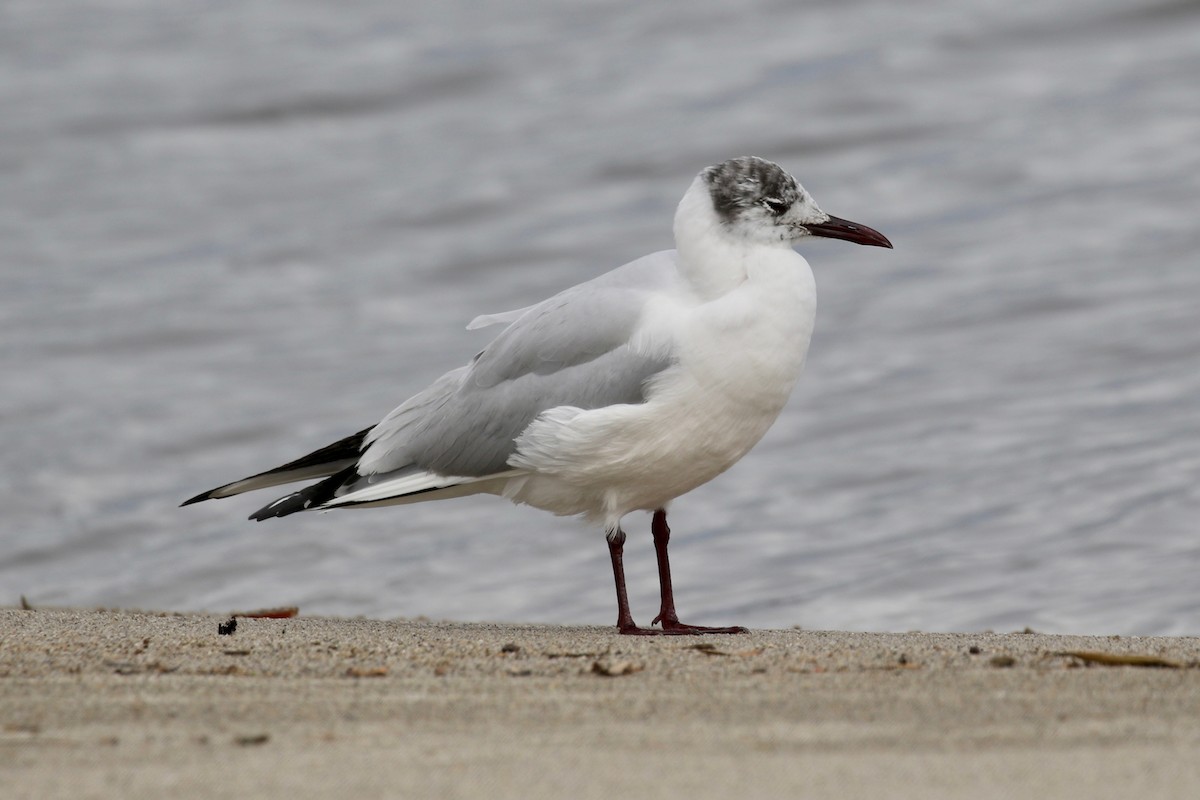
695, 156, 892, 249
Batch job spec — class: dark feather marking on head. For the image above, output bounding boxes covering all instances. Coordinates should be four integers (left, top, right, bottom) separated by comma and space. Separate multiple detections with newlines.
703, 157, 801, 223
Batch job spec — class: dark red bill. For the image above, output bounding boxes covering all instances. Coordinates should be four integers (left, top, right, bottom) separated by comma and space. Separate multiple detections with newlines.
805, 215, 893, 248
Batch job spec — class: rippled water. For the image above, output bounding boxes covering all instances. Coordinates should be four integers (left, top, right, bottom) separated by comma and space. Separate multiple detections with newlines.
3, 0, 1199, 634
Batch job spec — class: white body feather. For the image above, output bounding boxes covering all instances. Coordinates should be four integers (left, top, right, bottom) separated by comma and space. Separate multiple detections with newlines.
326, 174, 817, 532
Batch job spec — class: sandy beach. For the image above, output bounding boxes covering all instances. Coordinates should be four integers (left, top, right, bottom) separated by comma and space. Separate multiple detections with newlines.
3, 607, 1199, 799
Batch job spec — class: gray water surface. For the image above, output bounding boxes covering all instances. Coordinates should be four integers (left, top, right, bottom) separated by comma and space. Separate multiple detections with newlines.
3, 0, 1199, 634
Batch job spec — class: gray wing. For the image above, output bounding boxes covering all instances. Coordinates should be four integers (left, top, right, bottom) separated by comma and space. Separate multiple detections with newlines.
357, 250, 682, 477
465, 303, 538, 330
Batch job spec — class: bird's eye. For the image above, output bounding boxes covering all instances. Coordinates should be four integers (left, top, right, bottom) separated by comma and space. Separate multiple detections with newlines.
762, 198, 788, 216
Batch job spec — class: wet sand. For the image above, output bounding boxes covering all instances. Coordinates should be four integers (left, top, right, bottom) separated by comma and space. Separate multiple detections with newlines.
3, 608, 1199, 799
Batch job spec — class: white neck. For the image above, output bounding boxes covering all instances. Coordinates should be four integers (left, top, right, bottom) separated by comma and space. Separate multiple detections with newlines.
672, 176, 796, 301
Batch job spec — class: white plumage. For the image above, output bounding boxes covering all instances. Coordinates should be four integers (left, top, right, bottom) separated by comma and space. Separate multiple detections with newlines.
185, 157, 891, 634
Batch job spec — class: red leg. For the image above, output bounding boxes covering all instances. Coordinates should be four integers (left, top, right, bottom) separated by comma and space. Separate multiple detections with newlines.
606, 516, 747, 636
606, 528, 641, 634
649, 509, 747, 634
608, 529, 693, 635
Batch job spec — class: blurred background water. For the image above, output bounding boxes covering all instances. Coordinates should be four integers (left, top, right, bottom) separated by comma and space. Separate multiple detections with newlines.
2, 0, 1198, 634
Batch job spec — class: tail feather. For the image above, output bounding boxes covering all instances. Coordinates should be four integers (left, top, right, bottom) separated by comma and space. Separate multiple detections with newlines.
321, 469, 523, 509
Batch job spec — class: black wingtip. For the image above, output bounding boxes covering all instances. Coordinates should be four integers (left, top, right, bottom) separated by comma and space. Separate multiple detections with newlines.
180, 427, 372, 511
180, 489, 218, 507
248, 491, 312, 521
249, 466, 358, 520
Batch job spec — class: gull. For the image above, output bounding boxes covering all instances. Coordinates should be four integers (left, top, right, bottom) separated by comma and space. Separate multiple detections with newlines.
183, 157, 892, 635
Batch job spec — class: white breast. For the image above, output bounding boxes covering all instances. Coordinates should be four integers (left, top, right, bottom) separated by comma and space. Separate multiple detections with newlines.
506, 246, 816, 530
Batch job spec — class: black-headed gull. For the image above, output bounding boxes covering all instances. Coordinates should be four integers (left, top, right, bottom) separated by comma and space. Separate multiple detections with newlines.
184, 157, 892, 634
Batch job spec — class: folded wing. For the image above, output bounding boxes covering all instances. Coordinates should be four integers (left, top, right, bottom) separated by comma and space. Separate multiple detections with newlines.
186, 250, 685, 517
